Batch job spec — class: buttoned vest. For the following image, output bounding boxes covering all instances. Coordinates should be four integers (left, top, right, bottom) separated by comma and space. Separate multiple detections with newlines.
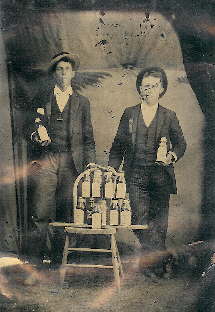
133, 111, 158, 167
49, 96, 72, 152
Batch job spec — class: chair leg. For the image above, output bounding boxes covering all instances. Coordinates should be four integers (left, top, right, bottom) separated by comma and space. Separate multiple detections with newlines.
111, 233, 120, 290
59, 233, 69, 286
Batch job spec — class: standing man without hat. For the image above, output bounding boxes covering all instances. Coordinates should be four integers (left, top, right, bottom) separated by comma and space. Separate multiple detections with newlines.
27, 52, 96, 264
108, 67, 186, 279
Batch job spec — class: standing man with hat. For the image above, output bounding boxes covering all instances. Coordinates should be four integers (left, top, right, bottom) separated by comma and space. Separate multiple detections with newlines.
27, 52, 96, 264
109, 67, 186, 278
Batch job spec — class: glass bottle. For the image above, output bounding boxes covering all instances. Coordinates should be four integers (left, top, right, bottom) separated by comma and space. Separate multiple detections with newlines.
104, 172, 115, 199
110, 199, 119, 225
74, 197, 85, 225
156, 137, 168, 163
92, 170, 102, 198
37, 124, 50, 141
115, 171, 126, 199
98, 199, 107, 226
81, 172, 91, 198
92, 202, 102, 229
120, 196, 131, 226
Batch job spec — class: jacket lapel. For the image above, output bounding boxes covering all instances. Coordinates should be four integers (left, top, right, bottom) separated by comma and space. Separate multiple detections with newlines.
69, 92, 80, 132
156, 105, 167, 142
44, 88, 80, 127
45, 94, 52, 122
131, 104, 141, 146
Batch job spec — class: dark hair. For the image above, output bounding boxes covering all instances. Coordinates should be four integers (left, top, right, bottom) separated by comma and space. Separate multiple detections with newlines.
136, 67, 168, 98
49, 56, 76, 74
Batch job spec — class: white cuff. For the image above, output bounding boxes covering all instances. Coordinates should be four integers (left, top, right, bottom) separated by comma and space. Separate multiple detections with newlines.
30, 131, 37, 142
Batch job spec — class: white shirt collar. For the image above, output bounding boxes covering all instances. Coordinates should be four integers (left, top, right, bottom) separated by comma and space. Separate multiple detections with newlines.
141, 101, 159, 111
54, 85, 73, 96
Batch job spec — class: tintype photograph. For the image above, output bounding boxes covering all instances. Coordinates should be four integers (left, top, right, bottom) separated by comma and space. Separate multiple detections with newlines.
0, 1, 215, 311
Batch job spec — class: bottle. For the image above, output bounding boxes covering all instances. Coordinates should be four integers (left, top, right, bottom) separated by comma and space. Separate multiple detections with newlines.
92, 170, 102, 198
120, 196, 131, 226
87, 197, 94, 225
81, 172, 91, 198
156, 137, 168, 163
37, 124, 50, 141
110, 199, 119, 225
92, 202, 102, 229
74, 197, 85, 225
104, 172, 115, 199
115, 171, 126, 199
98, 199, 107, 226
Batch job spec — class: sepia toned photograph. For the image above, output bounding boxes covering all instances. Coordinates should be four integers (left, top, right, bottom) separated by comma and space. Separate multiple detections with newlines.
0, 1, 215, 311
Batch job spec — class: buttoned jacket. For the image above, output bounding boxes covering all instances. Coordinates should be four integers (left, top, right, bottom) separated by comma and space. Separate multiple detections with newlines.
26, 86, 96, 173
109, 104, 187, 194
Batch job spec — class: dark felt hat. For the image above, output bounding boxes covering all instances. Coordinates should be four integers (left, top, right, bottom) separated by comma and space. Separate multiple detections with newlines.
49, 52, 80, 72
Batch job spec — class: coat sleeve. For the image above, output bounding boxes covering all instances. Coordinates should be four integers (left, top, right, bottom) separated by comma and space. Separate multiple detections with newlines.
108, 109, 129, 170
169, 111, 187, 161
82, 97, 96, 165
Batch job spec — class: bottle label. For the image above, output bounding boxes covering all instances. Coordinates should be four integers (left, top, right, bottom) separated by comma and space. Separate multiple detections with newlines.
110, 210, 119, 225
116, 183, 126, 199
92, 212, 102, 229
105, 182, 115, 199
81, 181, 91, 197
92, 182, 101, 197
120, 210, 131, 226
74, 209, 84, 225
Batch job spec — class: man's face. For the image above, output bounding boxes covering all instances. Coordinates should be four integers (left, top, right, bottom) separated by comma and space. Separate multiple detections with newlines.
54, 61, 75, 89
139, 75, 164, 106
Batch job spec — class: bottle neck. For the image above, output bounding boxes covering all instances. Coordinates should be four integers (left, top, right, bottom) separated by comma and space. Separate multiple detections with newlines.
84, 175, 90, 182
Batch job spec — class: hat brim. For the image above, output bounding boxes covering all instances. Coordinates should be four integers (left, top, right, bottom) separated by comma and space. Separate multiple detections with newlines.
49, 53, 80, 71
30, 53, 80, 73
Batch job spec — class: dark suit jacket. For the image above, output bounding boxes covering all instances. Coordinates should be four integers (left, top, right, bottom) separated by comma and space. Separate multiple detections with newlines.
109, 104, 187, 194
26, 87, 96, 174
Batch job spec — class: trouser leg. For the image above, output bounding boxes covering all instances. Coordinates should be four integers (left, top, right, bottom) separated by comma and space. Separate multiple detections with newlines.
50, 153, 78, 264
149, 191, 170, 251
56, 153, 78, 222
145, 191, 170, 275
145, 165, 171, 274
128, 168, 155, 254
149, 165, 171, 251
128, 168, 150, 226
30, 153, 58, 261
129, 166, 171, 274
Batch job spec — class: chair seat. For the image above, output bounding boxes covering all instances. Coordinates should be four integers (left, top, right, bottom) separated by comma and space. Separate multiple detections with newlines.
64, 226, 116, 235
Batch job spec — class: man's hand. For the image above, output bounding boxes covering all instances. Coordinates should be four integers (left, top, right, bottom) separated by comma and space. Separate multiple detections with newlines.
31, 132, 51, 146
40, 139, 51, 147
158, 153, 174, 166
164, 153, 173, 166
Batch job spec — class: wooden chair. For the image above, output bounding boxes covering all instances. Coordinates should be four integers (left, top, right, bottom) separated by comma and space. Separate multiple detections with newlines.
49, 222, 148, 289
49, 164, 148, 289
59, 226, 123, 289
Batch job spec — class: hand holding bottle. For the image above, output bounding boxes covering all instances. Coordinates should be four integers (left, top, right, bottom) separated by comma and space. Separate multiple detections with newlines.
31, 122, 51, 146
161, 152, 176, 166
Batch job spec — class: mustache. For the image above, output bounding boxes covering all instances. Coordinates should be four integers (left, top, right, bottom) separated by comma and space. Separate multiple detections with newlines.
140, 94, 150, 100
